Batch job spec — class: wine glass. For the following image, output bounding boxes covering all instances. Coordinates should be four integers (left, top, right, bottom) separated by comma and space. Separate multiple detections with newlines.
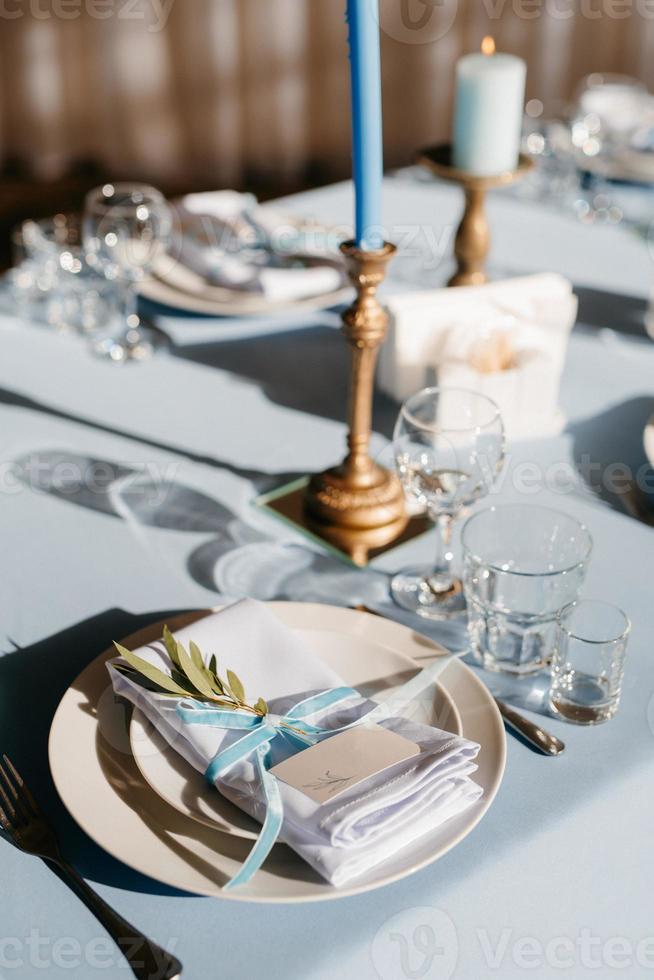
391, 386, 505, 619
83, 183, 172, 361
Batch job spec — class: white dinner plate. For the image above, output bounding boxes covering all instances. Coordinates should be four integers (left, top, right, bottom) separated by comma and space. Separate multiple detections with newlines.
139, 255, 351, 317
129, 631, 463, 838
49, 603, 505, 903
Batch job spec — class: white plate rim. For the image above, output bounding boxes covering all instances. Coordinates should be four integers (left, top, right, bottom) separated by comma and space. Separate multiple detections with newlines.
139, 272, 351, 318
48, 603, 506, 904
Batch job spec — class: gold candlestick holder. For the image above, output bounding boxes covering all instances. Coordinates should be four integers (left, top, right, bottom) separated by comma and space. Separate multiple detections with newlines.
303, 241, 408, 556
417, 143, 534, 287
256, 240, 433, 567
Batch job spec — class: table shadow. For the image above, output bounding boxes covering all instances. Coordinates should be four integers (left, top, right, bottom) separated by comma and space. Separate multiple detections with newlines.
7, 444, 574, 728
0, 386, 303, 495
189, 537, 391, 605
574, 285, 651, 342
9, 445, 396, 611
12, 448, 243, 533
0, 606, 198, 895
169, 324, 400, 437
567, 394, 654, 522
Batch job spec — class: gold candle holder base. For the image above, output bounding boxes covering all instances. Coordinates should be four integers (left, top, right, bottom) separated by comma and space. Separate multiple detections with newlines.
255, 477, 431, 568
303, 240, 408, 558
417, 143, 534, 288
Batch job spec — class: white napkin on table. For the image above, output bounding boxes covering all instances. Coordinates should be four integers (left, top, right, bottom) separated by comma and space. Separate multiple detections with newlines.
379, 273, 577, 439
176, 191, 343, 302
109, 600, 481, 888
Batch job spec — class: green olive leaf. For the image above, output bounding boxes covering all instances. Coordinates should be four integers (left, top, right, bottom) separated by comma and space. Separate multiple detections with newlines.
227, 669, 246, 703
209, 674, 225, 696
206, 654, 224, 695
170, 669, 196, 693
175, 640, 218, 700
113, 665, 184, 698
189, 640, 205, 671
162, 625, 182, 672
113, 643, 191, 697
189, 639, 220, 691
114, 636, 266, 714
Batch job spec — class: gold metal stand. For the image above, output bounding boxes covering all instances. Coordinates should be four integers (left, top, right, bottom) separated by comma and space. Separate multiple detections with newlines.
302, 240, 408, 558
417, 144, 534, 287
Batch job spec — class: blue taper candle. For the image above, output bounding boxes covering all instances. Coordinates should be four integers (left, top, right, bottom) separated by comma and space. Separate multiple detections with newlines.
346, 0, 384, 251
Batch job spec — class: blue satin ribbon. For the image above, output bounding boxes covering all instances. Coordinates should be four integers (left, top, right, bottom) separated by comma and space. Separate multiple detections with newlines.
176, 655, 456, 890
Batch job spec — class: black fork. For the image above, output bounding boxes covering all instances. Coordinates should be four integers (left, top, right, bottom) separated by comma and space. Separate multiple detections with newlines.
0, 754, 182, 979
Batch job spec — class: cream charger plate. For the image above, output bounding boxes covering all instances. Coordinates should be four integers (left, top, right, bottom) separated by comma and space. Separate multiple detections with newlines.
129, 635, 462, 838
48, 603, 506, 904
140, 254, 351, 317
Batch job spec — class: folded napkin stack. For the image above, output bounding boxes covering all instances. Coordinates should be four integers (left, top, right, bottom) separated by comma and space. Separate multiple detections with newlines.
379, 274, 578, 439
109, 600, 482, 889
174, 191, 343, 302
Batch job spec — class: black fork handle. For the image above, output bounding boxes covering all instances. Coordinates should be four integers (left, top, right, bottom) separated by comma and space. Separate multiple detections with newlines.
47, 858, 182, 980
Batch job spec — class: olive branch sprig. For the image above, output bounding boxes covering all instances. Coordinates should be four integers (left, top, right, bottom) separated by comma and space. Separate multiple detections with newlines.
112, 624, 268, 717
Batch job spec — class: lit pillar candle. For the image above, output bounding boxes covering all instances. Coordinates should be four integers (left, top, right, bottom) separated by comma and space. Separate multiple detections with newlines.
346, 0, 384, 251
453, 37, 526, 176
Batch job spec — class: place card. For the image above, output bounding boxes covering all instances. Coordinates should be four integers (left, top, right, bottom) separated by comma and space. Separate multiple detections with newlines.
270, 724, 420, 805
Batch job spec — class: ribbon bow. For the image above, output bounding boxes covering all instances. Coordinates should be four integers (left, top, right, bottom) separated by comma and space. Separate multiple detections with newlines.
177, 655, 457, 889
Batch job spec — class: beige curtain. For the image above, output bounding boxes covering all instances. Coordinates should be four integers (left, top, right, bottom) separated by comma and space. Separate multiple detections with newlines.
1, 0, 652, 187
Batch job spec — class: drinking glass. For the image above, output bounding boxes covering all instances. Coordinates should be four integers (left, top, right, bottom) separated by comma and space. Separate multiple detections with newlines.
391, 387, 505, 618
83, 183, 172, 361
19, 214, 116, 333
549, 600, 630, 725
462, 504, 593, 675
521, 98, 579, 207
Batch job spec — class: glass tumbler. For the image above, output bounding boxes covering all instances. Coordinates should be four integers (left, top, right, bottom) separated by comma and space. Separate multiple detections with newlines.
462, 504, 593, 674
19, 214, 115, 333
549, 600, 630, 724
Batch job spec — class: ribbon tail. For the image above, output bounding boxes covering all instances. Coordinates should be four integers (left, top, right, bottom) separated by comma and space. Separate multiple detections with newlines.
223, 745, 284, 891
361, 652, 463, 725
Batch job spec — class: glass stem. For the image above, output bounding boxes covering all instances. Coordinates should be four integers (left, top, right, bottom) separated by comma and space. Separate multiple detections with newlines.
429, 513, 456, 594
121, 281, 139, 334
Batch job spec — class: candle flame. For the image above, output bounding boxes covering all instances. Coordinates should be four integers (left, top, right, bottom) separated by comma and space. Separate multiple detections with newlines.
481, 36, 496, 56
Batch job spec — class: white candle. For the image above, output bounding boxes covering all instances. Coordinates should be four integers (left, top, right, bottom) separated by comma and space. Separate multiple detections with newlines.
453, 37, 526, 176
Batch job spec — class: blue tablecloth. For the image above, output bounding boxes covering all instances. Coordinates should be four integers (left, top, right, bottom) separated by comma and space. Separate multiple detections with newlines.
0, 174, 653, 980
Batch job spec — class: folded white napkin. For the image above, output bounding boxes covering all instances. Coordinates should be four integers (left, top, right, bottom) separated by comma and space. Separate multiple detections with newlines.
176, 191, 343, 302
379, 273, 577, 440
181, 190, 258, 223
109, 600, 482, 888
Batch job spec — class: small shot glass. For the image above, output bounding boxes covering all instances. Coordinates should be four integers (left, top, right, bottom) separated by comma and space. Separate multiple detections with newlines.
549, 600, 631, 725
